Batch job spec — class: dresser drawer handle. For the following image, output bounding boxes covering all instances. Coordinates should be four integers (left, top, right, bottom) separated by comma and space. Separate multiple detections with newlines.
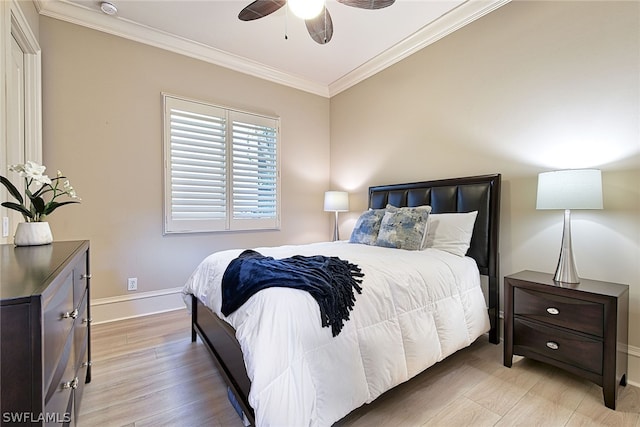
81, 273, 92, 280
546, 307, 560, 315
82, 317, 93, 324
546, 341, 559, 350
61, 309, 78, 320
82, 361, 92, 368
61, 377, 79, 390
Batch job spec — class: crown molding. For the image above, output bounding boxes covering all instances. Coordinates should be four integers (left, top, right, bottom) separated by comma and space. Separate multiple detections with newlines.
328, 0, 511, 97
35, 0, 509, 99
36, 0, 330, 97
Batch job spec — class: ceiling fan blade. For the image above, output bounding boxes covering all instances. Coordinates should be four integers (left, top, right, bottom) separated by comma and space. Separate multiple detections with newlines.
305, 7, 333, 44
238, 0, 286, 21
337, 0, 395, 9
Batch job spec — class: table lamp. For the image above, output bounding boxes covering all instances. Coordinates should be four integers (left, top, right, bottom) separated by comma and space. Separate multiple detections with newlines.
324, 191, 349, 241
536, 169, 603, 284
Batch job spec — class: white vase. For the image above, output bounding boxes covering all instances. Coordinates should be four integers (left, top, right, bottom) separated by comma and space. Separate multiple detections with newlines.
14, 222, 53, 246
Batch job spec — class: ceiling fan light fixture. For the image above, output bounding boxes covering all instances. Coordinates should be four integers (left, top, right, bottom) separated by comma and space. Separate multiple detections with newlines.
288, 0, 325, 20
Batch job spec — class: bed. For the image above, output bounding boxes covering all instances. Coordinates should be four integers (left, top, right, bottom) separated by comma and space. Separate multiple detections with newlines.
183, 173, 501, 426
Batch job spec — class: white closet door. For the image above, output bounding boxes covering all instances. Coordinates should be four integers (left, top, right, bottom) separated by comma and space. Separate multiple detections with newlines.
9, 34, 25, 164
0, 1, 42, 244
1, 35, 26, 243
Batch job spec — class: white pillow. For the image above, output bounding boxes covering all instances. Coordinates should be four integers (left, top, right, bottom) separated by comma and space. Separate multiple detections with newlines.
423, 211, 478, 256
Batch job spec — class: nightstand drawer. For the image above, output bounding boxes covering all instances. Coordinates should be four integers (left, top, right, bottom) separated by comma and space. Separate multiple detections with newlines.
514, 287, 603, 337
514, 317, 603, 375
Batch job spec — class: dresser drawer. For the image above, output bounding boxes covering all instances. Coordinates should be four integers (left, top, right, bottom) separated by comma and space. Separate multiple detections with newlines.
44, 273, 75, 388
74, 341, 90, 420
514, 287, 603, 337
44, 331, 75, 424
74, 291, 89, 367
73, 252, 89, 308
514, 317, 603, 375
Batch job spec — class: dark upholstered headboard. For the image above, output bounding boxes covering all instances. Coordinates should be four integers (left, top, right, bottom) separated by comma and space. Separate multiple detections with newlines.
368, 174, 501, 344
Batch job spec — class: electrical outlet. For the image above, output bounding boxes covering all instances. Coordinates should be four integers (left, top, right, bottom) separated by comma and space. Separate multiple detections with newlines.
2, 217, 8, 238
127, 277, 138, 291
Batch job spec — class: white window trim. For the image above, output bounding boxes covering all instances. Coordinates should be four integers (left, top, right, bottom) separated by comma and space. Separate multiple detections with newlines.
162, 94, 281, 234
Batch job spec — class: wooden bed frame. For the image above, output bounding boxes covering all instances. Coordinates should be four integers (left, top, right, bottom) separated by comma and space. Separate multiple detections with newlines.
190, 173, 501, 425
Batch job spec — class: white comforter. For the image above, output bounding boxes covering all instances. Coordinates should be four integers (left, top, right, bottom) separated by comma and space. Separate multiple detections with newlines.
182, 241, 490, 427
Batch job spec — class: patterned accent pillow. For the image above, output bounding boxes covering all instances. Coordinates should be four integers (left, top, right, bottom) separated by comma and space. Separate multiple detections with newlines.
375, 204, 432, 250
349, 209, 386, 245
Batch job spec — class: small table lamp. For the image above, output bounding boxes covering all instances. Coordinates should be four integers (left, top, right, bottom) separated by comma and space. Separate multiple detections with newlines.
324, 191, 349, 241
536, 169, 603, 284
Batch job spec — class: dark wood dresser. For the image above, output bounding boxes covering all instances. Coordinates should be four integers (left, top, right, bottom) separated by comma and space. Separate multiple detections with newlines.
504, 270, 628, 410
1, 240, 91, 425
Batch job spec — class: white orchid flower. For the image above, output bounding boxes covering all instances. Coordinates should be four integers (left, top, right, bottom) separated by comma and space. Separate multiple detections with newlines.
21, 161, 52, 185
1, 161, 81, 222
62, 180, 80, 199
24, 160, 46, 176
8, 163, 26, 174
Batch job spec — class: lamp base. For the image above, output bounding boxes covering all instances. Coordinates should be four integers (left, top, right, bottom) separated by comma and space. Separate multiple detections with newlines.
554, 209, 580, 284
332, 211, 340, 241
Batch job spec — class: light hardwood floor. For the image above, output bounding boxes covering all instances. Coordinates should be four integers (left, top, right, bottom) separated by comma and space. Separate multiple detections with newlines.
79, 309, 640, 426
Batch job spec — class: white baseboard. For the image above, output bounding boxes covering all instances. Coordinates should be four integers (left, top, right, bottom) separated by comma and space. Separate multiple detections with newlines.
90, 287, 186, 324
626, 344, 640, 388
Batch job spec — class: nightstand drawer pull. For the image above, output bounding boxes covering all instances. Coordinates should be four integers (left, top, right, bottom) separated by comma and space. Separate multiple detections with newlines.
546, 341, 559, 350
81, 273, 92, 280
546, 307, 560, 315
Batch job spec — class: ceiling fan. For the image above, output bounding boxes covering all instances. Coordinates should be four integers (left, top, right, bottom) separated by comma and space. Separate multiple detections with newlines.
238, 0, 395, 45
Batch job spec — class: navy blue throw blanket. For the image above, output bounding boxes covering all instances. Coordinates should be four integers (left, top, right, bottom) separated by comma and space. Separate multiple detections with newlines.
221, 249, 364, 336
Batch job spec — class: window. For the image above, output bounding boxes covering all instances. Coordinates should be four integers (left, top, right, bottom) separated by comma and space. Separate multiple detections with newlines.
163, 94, 280, 233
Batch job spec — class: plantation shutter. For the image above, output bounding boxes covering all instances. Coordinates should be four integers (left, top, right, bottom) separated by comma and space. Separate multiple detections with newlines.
163, 95, 280, 233
230, 112, 279, 230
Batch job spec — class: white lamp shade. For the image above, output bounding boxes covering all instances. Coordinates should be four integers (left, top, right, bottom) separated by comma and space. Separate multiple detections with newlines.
536, 169, 603, 210
324, 191, 349, 212
288, 0, 325, 19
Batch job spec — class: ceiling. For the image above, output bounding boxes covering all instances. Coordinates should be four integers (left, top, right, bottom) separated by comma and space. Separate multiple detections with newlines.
35, 0, 509, 97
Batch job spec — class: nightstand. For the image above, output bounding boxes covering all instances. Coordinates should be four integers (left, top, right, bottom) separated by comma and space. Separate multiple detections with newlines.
504, 270, 628, 410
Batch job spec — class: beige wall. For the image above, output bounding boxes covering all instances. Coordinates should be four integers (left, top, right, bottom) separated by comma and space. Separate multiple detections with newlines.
36, 0, 640, 380
39, 17, 331, 300
330, 0, 640, 379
